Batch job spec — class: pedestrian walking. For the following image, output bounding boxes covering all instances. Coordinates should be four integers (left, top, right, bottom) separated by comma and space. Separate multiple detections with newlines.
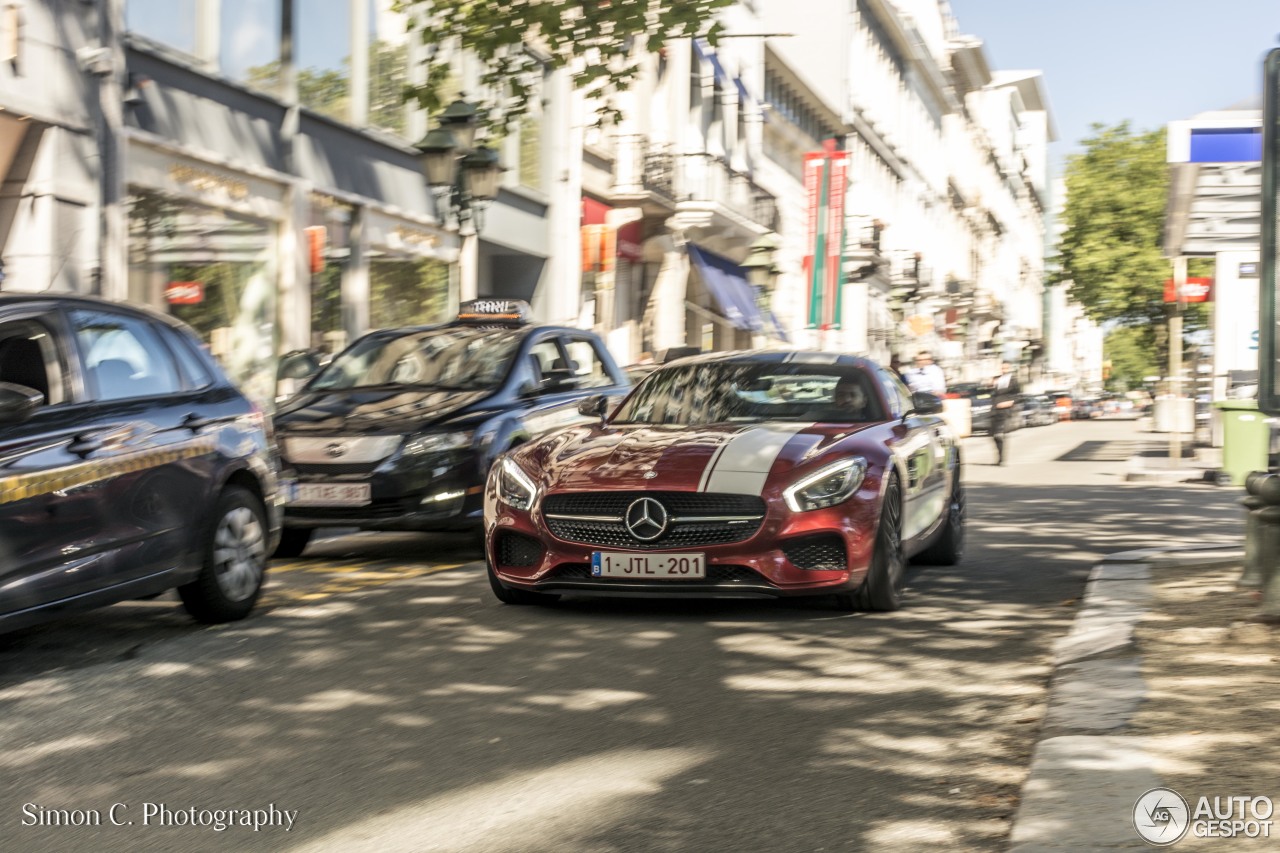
991, 360, 1021, 465
903, 350, 946, 396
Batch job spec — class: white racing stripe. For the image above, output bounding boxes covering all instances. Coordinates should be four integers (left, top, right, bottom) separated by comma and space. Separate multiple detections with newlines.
700, 424, 811, 494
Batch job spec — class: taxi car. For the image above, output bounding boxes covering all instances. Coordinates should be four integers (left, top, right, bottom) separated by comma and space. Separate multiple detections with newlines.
271, 300, 631, 556
484, 351, 964, 612
0, 293, 281, 634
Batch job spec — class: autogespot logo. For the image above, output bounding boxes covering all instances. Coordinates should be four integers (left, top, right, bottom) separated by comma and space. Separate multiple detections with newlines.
1134, 787, 1190, 846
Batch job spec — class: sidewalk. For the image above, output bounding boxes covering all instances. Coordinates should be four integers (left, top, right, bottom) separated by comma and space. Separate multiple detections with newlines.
1008, 545, 1279, 850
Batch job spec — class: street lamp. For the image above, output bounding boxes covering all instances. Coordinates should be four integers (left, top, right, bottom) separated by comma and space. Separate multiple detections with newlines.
415, 98, 507, 234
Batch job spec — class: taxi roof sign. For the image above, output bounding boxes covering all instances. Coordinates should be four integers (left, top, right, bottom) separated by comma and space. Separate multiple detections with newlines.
455, 299, 534, 325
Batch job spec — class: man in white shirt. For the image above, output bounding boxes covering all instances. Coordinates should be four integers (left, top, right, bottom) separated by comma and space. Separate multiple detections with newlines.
903, 351, 946, 397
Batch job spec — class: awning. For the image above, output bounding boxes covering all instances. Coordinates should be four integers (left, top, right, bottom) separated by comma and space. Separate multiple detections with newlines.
686, 244, 788, 341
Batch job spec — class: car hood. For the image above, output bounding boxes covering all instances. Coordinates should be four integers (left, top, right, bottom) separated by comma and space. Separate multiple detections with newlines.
517, 421, 884, 494
274, 387, 491, 434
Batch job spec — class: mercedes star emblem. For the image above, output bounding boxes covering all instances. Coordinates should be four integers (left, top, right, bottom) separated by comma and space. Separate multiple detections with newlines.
325, 442, 349, 458
625, 497, 669, 542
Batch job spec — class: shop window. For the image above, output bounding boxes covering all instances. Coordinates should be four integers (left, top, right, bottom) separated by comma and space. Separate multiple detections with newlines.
369, 257, 451, 329
307, 196, 353, 354
126, 190, 278, 407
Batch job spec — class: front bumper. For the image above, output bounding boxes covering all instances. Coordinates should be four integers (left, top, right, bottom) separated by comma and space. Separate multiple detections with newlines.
280, 446, 484, 531
485, 479, 885, 599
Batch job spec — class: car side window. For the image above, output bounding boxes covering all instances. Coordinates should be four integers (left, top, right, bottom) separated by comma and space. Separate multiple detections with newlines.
875, 368, 912, 418
0, 318, 67, 406
526, 337, 567, 393
158, 325, 214, 389
564, 337, 612, 389
71, 310, 181, 401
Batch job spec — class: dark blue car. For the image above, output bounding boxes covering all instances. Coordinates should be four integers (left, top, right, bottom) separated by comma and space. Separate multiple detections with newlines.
0, 294, 281, 634
271, 300, 631, 557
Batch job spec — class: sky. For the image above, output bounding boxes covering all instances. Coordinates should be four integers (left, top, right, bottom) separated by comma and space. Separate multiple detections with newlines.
948, 0, 1275, 169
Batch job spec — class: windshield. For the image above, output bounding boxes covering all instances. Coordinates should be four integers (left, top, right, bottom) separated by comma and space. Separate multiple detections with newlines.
309, 327, 523, 392
612, 362, 886, 426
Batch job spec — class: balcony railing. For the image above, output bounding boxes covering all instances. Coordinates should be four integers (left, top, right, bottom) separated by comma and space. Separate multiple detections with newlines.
612, 135, 778, 231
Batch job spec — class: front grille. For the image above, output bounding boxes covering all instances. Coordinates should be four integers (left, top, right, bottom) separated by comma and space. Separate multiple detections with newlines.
543, 492, 764, 516
783, 534, 847, 571
497, 532, 543, 568
542, 492, 765, 549
542, 564, 766, 585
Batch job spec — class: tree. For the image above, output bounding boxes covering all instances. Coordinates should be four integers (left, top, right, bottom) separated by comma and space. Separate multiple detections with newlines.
1052, 123, 1171, 328
1104, 325, 1158, 392
394, 0, 734, 130
1053, 122, 1210, 376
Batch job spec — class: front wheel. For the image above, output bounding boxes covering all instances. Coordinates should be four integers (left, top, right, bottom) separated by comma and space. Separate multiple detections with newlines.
486, 560, 560, 606
179, 486, 268, 623
834, 474, 906, 612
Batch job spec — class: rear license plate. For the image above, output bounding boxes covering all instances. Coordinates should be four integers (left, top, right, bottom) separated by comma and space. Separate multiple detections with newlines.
591, 552, 706, 579
289, 482, 371, 507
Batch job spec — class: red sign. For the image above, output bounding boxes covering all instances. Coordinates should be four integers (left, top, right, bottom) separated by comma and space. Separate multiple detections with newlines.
165, 282, 203, 304
305, 225, 327, 274
1162, 276, 1213, 303
616, 220, 643, 263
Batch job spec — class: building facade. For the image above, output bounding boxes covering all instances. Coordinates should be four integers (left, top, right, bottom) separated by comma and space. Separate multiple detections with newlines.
3, 0, 1057, 396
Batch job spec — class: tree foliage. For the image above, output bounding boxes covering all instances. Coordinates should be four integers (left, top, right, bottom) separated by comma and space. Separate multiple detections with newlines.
1104, 325, 1159, 392
394, 0, 734, 130
1052, 122, 1171, 328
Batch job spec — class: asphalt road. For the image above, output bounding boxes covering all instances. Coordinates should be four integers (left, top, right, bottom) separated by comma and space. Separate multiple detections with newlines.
0, 419, 1243, 853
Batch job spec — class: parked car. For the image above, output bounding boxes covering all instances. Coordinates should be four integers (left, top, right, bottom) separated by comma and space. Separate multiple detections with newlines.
947, 383, 995, 434
484, 351, 963, 612
1019, 394, 1059, 427
271, 300, 632, 557
0, 293, 281, 634
1072, 398, 1102, 420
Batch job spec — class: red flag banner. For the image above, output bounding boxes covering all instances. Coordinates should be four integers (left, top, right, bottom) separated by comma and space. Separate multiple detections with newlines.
803, 152, 828, 329
824, 151, 849, 330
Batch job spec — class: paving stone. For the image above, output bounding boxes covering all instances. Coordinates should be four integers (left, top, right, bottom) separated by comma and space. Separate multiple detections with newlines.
1008, 735, 1158, 852
1043, 658, 1145, 733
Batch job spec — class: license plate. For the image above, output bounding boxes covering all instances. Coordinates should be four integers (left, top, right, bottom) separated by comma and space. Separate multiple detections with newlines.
288, 482, 371, 507
591, 552, 706, 579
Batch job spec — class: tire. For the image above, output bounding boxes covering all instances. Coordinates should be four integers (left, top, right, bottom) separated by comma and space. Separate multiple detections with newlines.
834, 474, 907, 612
178, 486, 268, 624
486, 559, 559, 606
273, 527, 314, 559
914, 474, 965, 566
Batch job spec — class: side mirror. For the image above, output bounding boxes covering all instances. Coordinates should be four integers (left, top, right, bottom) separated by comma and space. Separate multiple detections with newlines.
0, 382, 44, 424
577, 395, 607, 421
910, 392, 944, 416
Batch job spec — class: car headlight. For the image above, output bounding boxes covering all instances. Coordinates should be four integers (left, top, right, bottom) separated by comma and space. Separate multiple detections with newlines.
783, 457, 868, 512
497, 456, 538, 511
402, 430, 473, 456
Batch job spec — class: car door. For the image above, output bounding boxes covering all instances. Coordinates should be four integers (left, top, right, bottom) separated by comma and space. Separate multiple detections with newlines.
514, 334, 603, 437
65, 307, 220, 587
0, 306, 125, 615
875, 367, 946, 542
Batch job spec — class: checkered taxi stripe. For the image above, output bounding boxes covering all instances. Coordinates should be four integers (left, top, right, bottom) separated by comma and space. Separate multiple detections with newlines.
0, 436, 219, 506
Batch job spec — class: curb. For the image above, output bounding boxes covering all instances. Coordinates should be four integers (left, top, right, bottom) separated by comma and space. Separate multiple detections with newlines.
1007, 545, 1244, 852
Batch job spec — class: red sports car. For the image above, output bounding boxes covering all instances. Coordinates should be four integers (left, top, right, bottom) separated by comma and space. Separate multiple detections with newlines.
483, 352, 963, 611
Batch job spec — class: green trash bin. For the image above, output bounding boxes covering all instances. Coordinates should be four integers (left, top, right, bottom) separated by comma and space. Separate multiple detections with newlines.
1214, 400, 1273, 486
